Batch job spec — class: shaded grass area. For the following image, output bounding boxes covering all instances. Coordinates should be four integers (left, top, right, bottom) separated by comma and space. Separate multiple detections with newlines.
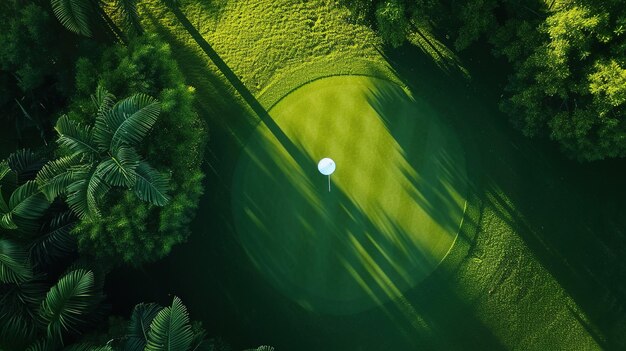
104, 0, 624, 350
232, 76, 467, 314
389, 43, 623, 349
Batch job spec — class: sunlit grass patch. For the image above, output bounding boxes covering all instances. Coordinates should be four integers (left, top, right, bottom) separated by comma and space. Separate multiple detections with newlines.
232, 76, 468, 314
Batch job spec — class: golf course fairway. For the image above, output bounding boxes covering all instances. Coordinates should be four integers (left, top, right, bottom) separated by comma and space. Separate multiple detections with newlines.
232, 75, 468, 314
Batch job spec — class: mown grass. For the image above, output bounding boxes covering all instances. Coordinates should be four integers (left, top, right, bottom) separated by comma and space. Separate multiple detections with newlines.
103, 0, 626, 350
231, 75, 468, 315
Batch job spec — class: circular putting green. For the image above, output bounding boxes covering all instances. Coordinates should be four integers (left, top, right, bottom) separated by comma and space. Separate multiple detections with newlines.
232, 76, 468, 314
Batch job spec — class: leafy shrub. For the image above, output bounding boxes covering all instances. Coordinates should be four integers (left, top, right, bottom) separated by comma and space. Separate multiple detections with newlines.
0, 238, 104, 350
68, 34, 207, 266
375, 0, 409, 47
495, 1, 626, 160
0, 0, 80, 140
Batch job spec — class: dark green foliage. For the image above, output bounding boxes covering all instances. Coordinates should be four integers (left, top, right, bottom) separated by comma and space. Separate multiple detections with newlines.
0, 151, 79, 266
69, 34, 206, 267
348, 0, 626, 160
0, 151, 51, 231
40, 269, 103, 341
0, 238, 32, 284
341, 0, 410, 46
452, 0, 499, 50
37, 87, 170, 220
0, 277, 46, 347
37, 297, 214, 351
1, 180, 51, 229
125, 303, 163, 350
64, 345, 113, 351
50, 0, 142, 40
0, 1, 76, 92
114, 0, 143, 36
25, 338, 56, 351
145, 297, 194, 351
0, 149, 100, 349
28, 212, 77, 269
0, 0, 79, 141
493, 0, 626, 160
0, 238, 104, 349
8, 149, 47, 183
51, 0, 94, 37
375, 0, 409, 47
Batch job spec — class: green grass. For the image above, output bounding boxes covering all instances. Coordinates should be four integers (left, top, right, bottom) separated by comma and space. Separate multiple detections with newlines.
232, 75, 468, 314
104, 0, 626, 350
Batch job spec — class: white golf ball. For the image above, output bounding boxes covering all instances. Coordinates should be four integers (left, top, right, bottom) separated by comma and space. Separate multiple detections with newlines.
317, 158, 336, 175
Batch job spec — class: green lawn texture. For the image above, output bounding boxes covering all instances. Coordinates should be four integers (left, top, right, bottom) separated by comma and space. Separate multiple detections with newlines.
232, 76, 467, 314
107, 0, 626, 349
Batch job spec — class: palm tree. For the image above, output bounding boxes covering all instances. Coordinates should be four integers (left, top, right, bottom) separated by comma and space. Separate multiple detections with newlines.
125, 297, 203, 351
50, 0, 142, 40
0, 239, 104, 350
122, 297, 274, 351
36, 86, 171, 219
0, 150, 50, 230
0, 151, 101, 349
0, 150, 78, 267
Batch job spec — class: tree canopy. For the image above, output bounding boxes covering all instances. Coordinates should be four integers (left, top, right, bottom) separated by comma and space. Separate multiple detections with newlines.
341, 0, 626, 160
497, 0, 626, 160
68, 34, 206, 266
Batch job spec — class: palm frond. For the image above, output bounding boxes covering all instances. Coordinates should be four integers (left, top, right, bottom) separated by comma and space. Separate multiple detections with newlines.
93, 87, 117, 152
0, 278, 47, 314
145, 296, 193, 351
107, 94, 160, 150
29, 212, 77, 267
0, 160, 18, 195
66, 166, 109, 218
0, 186, 9, 214
123, 337, 145, 351
7, 149, 45, 183
8, 181, 50, 220
51, 0, 93, 37
133, 162, 170, 206
0, 212, 17, 229
93, 86, 116, 112
36, 155, 85, 202
0, 160, 11, 182
97, 147, 140, 188
0, 239, 32, 284
0, 279, 47, 347
0, 181, 49, 230
189, 324, 209, 351
55, 115, 99, 158
0, 162, 18, 195
0, 313, 39, 348
116, 0, 143, 35
125, 303, 163, 351
40, 269, 101, 342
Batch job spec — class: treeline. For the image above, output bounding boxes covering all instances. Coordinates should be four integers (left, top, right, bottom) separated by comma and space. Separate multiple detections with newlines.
0, 0, 228, 350
343, 0, 626, 161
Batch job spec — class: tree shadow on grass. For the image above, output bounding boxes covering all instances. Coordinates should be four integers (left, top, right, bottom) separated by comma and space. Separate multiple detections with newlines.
222, 137, 506, 349
363, 82, 474, 237
480, 154, 626, 350
386, 41, 626, 349
161, 1, 319, 175
112, 5, 506, 350
101, 4, 502, 350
